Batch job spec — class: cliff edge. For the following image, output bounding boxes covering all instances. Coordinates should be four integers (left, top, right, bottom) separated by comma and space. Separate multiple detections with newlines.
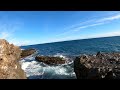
0, 39, 27, 79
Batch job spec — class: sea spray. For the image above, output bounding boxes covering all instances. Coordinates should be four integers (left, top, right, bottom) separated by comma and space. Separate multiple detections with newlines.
20, 54, 76, 79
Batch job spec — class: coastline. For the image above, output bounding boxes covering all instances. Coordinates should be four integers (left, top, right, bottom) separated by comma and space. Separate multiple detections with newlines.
1, 38, 120, 79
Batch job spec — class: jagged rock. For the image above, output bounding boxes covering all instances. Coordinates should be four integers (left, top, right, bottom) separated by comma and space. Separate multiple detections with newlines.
21, 48, 36, 58
0, 39, 27, 79
74, 52, 120, 79
35, 56, 66, 65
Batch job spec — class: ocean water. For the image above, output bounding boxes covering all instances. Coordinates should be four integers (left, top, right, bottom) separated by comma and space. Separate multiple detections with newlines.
20, 36, 120, 79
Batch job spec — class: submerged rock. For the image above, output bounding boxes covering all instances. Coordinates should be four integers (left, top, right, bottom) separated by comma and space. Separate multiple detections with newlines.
35, 56, 66, 65
0, 39, 27, 79
21, 48, 36, 58
74, 52, 120, 79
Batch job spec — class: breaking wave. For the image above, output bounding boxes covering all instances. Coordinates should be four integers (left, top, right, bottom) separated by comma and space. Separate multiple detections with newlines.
19, 53, 76, 79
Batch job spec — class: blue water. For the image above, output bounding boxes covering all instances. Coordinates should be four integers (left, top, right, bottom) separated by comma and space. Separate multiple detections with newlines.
20, 36, 120, 79
21, 36, 120, 56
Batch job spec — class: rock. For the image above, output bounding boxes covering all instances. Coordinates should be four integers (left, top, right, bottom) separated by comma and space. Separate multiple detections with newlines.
21, 48, 36, 58
74, 57, 89, 79
82, 54, 89, 59
104, 71, 115, 79
96, 51, 101, 56
74, 52, 120, 79
35, 56, 66, 65
74, 56, 102, 79
0, 39, 27, 79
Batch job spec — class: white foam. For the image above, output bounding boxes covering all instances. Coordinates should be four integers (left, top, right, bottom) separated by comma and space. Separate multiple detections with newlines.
54, 53, 67, 59
53, 53, 72, 65
53, 66, 69, 75
20, 59, 43, 77
21, 48, 25, 50
20, 55, 76, 79
21, 61, 31, 70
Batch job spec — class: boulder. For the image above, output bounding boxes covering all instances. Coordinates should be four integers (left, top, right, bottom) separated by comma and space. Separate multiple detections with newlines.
0, 39, 27, 79
35, 56, 66, 65
74, 52, 120, 79
21, 48, 36, 58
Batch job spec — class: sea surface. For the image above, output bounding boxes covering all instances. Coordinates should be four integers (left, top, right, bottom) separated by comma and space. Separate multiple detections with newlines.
20, 36, 120, 79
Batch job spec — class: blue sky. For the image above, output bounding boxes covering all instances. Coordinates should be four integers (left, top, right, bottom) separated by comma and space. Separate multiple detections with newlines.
0, 11, 120, 46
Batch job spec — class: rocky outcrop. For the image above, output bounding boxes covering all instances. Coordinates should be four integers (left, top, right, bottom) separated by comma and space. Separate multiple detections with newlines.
74, 52, 120, 79
21, 48, 36, 58
35, 56, 66, 65
0, 39, 27, 79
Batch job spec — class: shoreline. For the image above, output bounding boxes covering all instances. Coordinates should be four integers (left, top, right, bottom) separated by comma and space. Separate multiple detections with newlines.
1, 38, 120, 79
20, 48, 120, 79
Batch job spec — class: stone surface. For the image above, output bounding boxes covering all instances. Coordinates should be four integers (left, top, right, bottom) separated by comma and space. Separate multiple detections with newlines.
0, 39, 27, 79
35, 56, 66, 65
21, 48, 36, 58
74, 52, 120, 79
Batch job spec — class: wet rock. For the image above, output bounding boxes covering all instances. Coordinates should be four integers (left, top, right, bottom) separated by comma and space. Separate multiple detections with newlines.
96, 51, 101, 56
74, 52, 120, 79
0, 39, 27, 79
35, 56, 66, 65
21, 48, 36, 58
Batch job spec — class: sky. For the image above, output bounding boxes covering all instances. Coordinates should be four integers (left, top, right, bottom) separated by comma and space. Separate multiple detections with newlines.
0, 11, 120, 46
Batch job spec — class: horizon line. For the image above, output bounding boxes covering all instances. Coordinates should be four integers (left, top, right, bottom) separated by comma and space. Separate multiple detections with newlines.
20, 35, 120, 47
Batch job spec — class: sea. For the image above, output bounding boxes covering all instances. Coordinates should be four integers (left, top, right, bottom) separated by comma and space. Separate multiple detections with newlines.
20, 36, 120, 79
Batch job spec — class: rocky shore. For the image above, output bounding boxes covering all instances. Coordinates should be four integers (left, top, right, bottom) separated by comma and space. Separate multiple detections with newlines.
1, 39, 120, 79
0, 39, 27, 79
74, 52, 120, 79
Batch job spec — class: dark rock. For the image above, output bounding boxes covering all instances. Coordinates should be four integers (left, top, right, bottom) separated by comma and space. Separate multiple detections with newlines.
74, 52, 120, 79
35, 56, 66, 65
96, 51, 101, 56
96, 51, 104, 57
74, 57, 89, 79
21, 48, 36, 58
104, 71, 115, 79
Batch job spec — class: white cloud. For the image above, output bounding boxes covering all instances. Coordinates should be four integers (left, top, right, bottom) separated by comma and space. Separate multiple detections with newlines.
73, 31, 120, 40
53, 30, 120, 43
90, 31, 120, 38
0, 19, 37, 46
73, 22, 105, 32
63, 19, 95, 30
0, 30, 31, 46
56, 13, 120, 37
0, 16, 25, 46
97, 14, 120, 22
0, 31, 11, 39
56, 22, 106, 36
8, 38, 31, 46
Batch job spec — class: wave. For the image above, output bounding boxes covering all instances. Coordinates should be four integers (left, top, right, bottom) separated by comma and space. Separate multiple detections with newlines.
21, 49, 25, 50
19, 54, 76, 79
53, 53, 67, 59
53, 53, 74, 65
